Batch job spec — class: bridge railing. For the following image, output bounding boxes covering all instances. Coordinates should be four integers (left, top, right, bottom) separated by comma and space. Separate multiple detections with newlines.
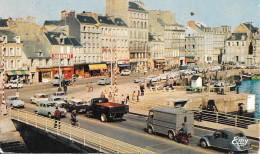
10, 109, 155, 154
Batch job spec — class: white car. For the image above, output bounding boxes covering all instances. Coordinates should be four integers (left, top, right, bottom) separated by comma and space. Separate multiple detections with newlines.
134, 77, 145, 83
5, 80, 23, 89
169, 72, 179, 79
120, 69, 131, 76
158, 73, 169, 80
146, 75, 159, 82
98, 78, 111, 85
30, 94, 49, 104
6, 96, 25, 108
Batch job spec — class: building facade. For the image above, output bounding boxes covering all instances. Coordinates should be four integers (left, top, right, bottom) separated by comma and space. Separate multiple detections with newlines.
106, 0, 149, 70
253, 34, 260, 64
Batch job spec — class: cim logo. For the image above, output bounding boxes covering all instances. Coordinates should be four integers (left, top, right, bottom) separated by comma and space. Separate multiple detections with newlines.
232, 137, 248, 147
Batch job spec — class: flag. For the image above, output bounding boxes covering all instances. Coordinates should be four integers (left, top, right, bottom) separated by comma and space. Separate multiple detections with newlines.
190, 11, 195, 16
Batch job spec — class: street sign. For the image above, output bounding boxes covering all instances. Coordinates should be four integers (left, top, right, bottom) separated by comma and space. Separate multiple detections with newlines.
52, 54, 73, 59
72, 82, 76, 87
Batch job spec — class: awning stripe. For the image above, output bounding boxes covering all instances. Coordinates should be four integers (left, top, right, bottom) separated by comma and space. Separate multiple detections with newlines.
6, 70, 29, 76
16, 71, 22, 75
11, 71, 17, 76
89, 64, 107, 70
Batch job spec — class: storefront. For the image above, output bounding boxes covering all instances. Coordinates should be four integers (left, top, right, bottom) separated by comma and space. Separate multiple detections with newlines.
88, 64, 107, 76
154, 59, 166, 69
74, 64, 85, 77
6, 70, 30, 83
37, 68, 52, 83
52, 66, 74, 80
118, 60, 130, 72
185, 56, 196, 65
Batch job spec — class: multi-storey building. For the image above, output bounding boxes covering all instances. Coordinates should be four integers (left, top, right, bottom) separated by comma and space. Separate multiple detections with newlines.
149, 34, 164, 68
65, 11, 104, 76
23, 41, 52, 83
106, 0, 149, 70
185, 21, 204, 65
148, 10, 185, 67
224, 22, 258, 65
42, 31, 81, 79
96, 15, 129, 71
253, 34, 260, 64
0, 30, 29, 81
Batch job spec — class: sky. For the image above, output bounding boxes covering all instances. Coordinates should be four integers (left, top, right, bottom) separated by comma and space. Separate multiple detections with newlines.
0, 0, 259, 30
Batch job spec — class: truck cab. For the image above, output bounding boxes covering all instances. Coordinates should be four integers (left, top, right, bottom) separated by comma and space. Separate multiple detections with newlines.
146, 107, 194, 140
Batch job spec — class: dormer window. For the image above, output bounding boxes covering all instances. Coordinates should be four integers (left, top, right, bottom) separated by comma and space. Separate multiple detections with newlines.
2, 36, 7, 43
16, 36, 20, 43
60, 38, 64, 44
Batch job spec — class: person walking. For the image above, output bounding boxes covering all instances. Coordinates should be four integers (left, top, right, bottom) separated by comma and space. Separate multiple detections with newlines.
137, 90, 140, 102
89, 82, 93, 92
71, 109, 78, 126
132, 91, 136, 103
121, 94, 125, 105
100, 92, 105, 98
125, 94, 130, 104
198, 105, 203, 122
54, 107, 61, 129
64, 84, 67, 95
108, 92, 113, 102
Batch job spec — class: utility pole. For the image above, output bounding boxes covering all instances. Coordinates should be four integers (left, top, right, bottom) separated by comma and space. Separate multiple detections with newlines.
1, 37, 7, 116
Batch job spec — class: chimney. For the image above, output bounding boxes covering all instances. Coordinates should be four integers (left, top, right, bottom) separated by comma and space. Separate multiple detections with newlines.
188, 20, 196, 30
61, 9, 68, 20
69, 10, 76, 17
86, 11, 92, 16
92, 13, 99, 20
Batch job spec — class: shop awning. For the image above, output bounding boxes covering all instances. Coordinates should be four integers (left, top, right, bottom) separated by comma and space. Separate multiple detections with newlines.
6, 70, 29, 76
89, 64, 107, 70
118, 64, 130, 67
155, 60, 166, 63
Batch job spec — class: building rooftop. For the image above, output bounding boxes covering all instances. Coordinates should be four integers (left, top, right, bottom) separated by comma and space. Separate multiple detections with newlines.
243, 22, 258, 33
0, 30, 18, 43
98, 16, 116, 25
76, 15, 98, 24
0, 19, 8, 27
227, 33, 248, 41
23, 42, 51, 59
129, 1, 146, 12
44, 32, 81, 46
114, 18, 128, 27
44, 20, 65, 26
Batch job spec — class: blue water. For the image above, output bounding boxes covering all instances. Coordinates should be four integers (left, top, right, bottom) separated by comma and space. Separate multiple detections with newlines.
237, 80, 260, 119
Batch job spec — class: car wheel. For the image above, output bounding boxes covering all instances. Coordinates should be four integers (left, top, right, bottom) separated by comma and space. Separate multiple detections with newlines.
100, 113, 107, 122
200, 140, 207, 148
168, 131, 175, 140
147, 126, 153, 134
35, 111, 39, 115
48, 113, 52, 119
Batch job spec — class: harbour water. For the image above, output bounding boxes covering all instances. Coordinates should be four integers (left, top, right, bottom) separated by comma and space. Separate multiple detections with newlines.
237, 80, 260, 119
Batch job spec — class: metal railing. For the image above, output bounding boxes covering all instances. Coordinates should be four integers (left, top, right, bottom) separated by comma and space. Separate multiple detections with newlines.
10, 109, 155, 154
132, 100, 260, 132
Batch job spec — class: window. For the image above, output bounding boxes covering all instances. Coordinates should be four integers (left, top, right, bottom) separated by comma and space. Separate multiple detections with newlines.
16, 36, 20, 43
16, 47, 21, 56
3, 48, 7, 56
67, 47, 70, 54
9, 47, 14, 56
60, 47, 63, 53
10, 60, 14, 69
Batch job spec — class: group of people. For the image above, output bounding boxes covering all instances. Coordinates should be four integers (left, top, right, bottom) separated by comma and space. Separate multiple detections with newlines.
98, 90, 141, 104
54, 107, 78, 128
86, 82, 93, 92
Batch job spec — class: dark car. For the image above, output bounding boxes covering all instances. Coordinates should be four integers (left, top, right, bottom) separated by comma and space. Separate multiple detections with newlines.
200, 128, 251, 153
64, 99, 87, 113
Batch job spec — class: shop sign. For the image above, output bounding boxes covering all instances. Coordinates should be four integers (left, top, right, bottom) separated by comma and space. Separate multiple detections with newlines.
52, 54, 73, 59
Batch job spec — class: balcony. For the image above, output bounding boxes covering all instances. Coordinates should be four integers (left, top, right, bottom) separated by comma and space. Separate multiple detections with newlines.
129, 47, 146, 52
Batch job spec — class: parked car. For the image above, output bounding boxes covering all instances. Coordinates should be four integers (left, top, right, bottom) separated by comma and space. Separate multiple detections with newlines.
5, 80, 23, 89
35, 101, 66, 118
200, 128, 251, 153
85, 98, 129, 122
52, 91, 66, 96
134, 77, 145, 83
30, 94, 49, 104
146, 75, 159, 82
50, 93, 68, 102
193, 67, 203, 73
120, 69, 131, 76
98, 78, 111, 85
6, 96, 25, 108
64, 99, 87, 113
246, 65, 255, 69
169, 72, 179, 79
158, 73, 169, 80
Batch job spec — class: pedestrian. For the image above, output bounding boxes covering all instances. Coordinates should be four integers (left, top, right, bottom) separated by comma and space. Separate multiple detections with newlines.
108, 92, 113, 102
140, 85, 144, 96
54, 107, 61, 129
64, 84, 67, 95
100, 92, 105, 98
132, 91, 136, 103
121, 94, 125, 104
198, 105, 203, 122
238, 104, 243, 116
137, 90, 140, 102
89, 82, 93, 92
71, 109, 78, 126
126, 94, 129, 104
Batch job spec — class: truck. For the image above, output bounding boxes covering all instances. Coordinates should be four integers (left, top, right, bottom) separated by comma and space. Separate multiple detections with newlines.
146, 107, 194, 140
85, 98, 129, 122
52, 74, 76, 86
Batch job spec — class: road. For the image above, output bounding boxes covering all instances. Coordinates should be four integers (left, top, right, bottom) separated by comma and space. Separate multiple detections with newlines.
3, 73, 259, 153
